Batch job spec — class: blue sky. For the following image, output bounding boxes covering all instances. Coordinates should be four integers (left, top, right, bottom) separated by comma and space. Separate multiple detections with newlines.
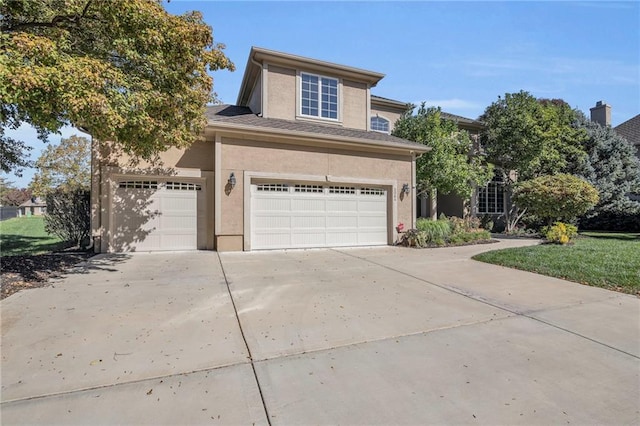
4, 0, 639, 188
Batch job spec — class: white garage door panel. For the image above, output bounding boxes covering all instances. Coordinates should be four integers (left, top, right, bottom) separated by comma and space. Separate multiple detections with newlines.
112, 181, 200, 252
251, 184, 388, 250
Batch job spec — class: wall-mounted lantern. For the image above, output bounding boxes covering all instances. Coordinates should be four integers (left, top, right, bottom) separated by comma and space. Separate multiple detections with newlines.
402, 183, 410, 195
228, 172, 236, 188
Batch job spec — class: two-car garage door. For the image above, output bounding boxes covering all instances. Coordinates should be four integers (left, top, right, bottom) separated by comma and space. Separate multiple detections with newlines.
251, 183, 388, 250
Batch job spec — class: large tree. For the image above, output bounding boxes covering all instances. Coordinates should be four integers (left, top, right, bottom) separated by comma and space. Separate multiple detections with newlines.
1, 0, 234, 172
29, 134, 91, 197
393, 103, 493, 219
479, 91, 587, 230
480, 92, 586, 181
570, 114, 640, 231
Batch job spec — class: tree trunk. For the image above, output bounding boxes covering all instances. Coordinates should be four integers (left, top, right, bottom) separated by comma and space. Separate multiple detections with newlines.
430, 189, 438, 220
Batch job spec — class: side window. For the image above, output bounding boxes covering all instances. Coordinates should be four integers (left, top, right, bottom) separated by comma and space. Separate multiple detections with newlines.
371, 116, 390, 133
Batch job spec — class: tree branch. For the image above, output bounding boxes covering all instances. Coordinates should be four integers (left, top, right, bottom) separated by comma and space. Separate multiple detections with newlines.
1, 0, 94, 32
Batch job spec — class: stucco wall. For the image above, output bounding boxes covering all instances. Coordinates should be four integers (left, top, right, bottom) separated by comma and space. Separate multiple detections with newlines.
266, 65, 296, 121
248, 76, 262, 115
95, 136, 416, 252
219, 137, 414, 244
264, 65, 371, 131
342, 79, 368, 130
92, 140, 215, 253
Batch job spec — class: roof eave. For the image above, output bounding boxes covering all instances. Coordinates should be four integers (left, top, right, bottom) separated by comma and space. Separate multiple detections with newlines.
206, 120, 429, 154
370, 96, 410, 109
251, 46, 385, 86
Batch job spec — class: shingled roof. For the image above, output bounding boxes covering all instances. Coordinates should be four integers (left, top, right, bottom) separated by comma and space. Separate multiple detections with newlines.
615, 114, 640, 147
205, 105, 429, 152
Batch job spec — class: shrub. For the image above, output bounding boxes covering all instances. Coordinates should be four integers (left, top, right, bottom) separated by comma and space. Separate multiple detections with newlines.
44, 187, 90, 247
579, 199, 640, 232
542, 222, 578, 245
479, 214, 494, 231
450, 230, 491, 244
416, 218, 451, 243
513, 174, 599, 225
403, 217, 492, 248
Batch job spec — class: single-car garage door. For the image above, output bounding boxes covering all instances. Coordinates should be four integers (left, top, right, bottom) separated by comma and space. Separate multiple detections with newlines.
111, 180, 202, 252
251, 183, 388, 250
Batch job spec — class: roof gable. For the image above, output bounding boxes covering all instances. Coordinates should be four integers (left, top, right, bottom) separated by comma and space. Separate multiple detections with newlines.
238, 47, 385, 106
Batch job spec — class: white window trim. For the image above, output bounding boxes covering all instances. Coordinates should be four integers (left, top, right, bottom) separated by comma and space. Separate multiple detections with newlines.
370, 114, 391, 134
297, 71, 342, 123
476, 178, 505, 215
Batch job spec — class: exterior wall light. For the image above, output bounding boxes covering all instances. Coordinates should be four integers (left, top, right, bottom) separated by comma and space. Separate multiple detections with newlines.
402, 183, 410, 195
228, 172, 236, 188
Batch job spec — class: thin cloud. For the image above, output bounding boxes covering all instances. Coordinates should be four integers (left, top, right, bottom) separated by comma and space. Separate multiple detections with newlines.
465, 56, 638, 85
420, 99, 483, 110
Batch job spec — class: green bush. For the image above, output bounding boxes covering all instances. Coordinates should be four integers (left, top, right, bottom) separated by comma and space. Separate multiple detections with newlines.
579, 199, 640, 232
449, 230, 491, 245
479, 214, 494, 231
403, 217, 492, 248
542, 222, 578, 245
44, 187, 90, 247
416, 218, 451, 243
513, 174, 599, 225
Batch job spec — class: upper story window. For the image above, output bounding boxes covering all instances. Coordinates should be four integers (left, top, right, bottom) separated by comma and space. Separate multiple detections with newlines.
371, 116, 390, 133
301, 72, 338, 120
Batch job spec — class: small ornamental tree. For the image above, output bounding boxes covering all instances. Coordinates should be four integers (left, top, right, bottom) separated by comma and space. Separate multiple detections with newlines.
44, 187, 90, 247
513, 174, 599, 226
393, 103, 493, 218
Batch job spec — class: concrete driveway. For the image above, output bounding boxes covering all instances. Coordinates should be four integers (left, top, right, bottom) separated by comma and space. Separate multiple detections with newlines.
2, 239, 639, 424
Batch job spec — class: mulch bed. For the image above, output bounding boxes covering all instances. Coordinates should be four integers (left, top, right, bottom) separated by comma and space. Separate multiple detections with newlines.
1, 252, 95, 300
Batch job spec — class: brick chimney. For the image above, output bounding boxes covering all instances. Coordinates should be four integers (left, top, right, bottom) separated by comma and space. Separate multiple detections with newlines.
590, 101, 611, 127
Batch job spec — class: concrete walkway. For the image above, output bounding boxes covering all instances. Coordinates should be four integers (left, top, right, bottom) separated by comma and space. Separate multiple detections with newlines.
2, 238, 638, 424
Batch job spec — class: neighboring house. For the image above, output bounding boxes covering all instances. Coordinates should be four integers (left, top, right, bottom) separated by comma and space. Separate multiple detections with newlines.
613, 113, 640, 161
17, 198, 46, 217
91, 47, 429, 252
591, 101, 640, 201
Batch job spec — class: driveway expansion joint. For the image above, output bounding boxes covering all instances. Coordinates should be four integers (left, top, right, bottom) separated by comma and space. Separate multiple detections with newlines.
216, 252, 272, 426
0, 361, 252, 405
333, 248, 640, 360
250, 314, 517, 364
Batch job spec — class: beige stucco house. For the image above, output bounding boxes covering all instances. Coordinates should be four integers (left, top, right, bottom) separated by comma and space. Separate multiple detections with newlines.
17, 197, 47, 217
91, 47, 429, 252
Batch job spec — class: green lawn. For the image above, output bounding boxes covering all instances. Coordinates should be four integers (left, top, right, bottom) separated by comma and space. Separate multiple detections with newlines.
0, 216, 64, 256
473, 232, 640, 295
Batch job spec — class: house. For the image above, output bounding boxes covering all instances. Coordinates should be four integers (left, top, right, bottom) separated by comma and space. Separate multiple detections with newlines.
590, 101, 640, 159
17, 197, 46, 217
91, 47, 429, 252
613, 114, 640, 160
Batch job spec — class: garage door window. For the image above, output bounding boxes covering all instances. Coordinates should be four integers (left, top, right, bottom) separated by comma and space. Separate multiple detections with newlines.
118, 181, 158, 189
257, 183, 289, 192
166, 182, 201, 191
329, 186, 356, 194
294, 184, 323, 193
361, 188, 385, 196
